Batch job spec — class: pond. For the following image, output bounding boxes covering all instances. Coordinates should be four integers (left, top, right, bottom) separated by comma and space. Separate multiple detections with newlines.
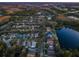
56, 27, 79, 49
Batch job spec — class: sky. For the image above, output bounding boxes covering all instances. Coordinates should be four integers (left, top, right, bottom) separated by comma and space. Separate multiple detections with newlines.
0, 0, 79, 2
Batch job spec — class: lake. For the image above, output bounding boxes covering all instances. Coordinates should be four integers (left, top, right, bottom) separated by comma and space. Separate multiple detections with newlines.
56, 27, 79, 49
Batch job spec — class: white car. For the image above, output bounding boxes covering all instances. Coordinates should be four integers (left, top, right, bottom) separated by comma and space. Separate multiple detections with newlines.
31, 41, 36, 48
48, 45, 54, 50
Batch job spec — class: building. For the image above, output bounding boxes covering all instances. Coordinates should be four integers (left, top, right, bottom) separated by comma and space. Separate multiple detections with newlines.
10, 16, 46, 32
0, 16, 11, 23
0, 15, 47, 41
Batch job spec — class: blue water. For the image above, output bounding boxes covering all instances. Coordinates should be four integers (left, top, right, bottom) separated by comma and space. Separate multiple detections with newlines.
56, 27, 79, 49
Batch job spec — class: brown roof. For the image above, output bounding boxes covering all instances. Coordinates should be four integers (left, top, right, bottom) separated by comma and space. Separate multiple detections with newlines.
0, 16, 11, 23
56, 15, 65, 19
